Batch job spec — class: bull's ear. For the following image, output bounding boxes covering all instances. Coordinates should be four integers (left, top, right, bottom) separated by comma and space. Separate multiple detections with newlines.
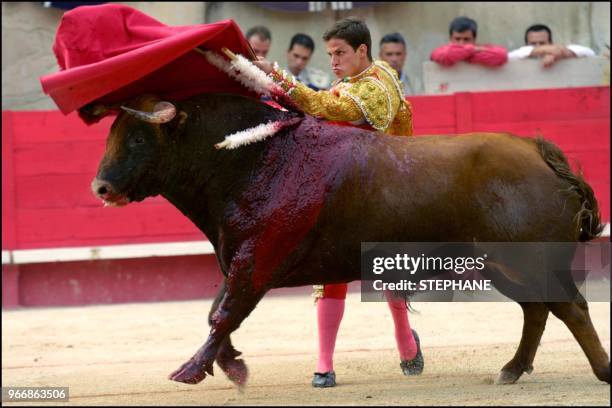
121, 101, 177, 123
164, 111, 189, 139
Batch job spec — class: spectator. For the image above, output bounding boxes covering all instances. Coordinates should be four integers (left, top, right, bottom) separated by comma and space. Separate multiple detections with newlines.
508, 24, 596, 68
285, 33, 330, 91
379, 32, 414, 95
430, 16, 507, 67
246, 25, 272, 58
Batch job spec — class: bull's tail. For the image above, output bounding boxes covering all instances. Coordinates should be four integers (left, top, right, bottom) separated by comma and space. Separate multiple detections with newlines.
535, 136, 604, 241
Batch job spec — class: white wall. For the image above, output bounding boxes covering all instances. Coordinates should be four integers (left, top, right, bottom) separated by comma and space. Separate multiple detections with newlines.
422, 58, 609, 95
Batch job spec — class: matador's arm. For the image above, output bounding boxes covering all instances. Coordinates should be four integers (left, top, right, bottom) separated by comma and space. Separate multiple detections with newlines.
269, 64, 396, 131
269, 65, 363, 122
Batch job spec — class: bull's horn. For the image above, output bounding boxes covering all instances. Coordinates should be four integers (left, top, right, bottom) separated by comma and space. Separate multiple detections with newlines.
121, 101, 177, 123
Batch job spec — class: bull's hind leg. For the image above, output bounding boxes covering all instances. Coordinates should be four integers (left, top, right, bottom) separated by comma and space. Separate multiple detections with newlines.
207, 281, 248, 387
546, 300, 611, 383
479, 262, 550, 384
496, 302, 549, 384
543, 249, 610, 383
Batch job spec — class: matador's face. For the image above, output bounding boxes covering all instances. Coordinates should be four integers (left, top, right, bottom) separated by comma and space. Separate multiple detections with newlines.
325, 38, 368, 79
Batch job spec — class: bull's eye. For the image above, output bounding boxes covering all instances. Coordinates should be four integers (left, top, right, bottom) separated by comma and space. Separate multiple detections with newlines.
128, 131, 147, 148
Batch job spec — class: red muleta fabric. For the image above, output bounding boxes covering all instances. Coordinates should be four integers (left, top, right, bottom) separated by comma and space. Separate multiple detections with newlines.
39, 3, 257, 124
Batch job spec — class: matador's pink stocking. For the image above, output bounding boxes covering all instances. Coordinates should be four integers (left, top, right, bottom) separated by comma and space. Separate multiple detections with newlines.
386, 296, 417, 361
315, 297, 345, 373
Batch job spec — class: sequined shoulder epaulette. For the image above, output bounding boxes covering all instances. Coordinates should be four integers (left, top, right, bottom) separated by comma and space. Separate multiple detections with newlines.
339, 61, 405, 132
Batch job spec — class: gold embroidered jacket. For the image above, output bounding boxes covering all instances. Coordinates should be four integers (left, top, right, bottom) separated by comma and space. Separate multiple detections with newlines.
269, 60, 413, 136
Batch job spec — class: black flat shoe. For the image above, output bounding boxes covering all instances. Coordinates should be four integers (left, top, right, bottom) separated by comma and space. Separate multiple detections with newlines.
400, 329, 424, 375
312, 371, 336, 387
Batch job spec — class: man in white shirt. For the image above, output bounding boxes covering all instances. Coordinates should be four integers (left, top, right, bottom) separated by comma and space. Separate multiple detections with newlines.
508, 24, 595, 68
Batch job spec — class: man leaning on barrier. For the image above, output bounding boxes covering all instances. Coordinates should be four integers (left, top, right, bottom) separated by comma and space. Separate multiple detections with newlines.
430, 16, 507, 67
508, 24, 596, 68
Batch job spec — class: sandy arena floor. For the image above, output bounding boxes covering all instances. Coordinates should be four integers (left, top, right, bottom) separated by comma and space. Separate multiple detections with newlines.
2, 293, 610, 406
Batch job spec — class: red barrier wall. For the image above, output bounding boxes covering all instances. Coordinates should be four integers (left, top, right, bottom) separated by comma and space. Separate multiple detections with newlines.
2, 86, 610, 308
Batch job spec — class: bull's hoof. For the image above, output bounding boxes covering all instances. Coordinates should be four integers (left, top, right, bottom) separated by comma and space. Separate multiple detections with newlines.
495, 360, 533, 385
218, 357, 249, 388
595, 363, 610, 384
169, 359, 208, 384
495, 367, 529, 385
495, 370, 519, 385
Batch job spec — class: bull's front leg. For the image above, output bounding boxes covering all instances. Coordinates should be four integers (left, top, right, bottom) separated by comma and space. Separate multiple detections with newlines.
209, 280, 249, 387
169, 269, 266, 385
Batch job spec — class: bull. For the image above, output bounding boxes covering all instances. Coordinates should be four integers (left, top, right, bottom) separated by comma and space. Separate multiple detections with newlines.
89, 92, 610, 387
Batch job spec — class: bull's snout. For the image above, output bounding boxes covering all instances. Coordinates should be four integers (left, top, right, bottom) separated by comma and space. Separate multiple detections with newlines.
91, 178, 130, 207
91, 178, 114, 200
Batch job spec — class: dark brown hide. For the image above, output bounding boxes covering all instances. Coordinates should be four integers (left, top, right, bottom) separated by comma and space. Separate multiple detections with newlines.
91, 93, 609, 387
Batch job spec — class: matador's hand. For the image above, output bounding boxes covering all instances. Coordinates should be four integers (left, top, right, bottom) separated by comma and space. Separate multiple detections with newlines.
252, 56, 274, 74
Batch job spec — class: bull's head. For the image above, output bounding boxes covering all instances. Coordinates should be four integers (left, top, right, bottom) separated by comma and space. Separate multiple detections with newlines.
91, 95, 186, 207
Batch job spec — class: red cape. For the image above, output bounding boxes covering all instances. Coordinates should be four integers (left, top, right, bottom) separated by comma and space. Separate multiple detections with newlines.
40, 4, 257, 122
